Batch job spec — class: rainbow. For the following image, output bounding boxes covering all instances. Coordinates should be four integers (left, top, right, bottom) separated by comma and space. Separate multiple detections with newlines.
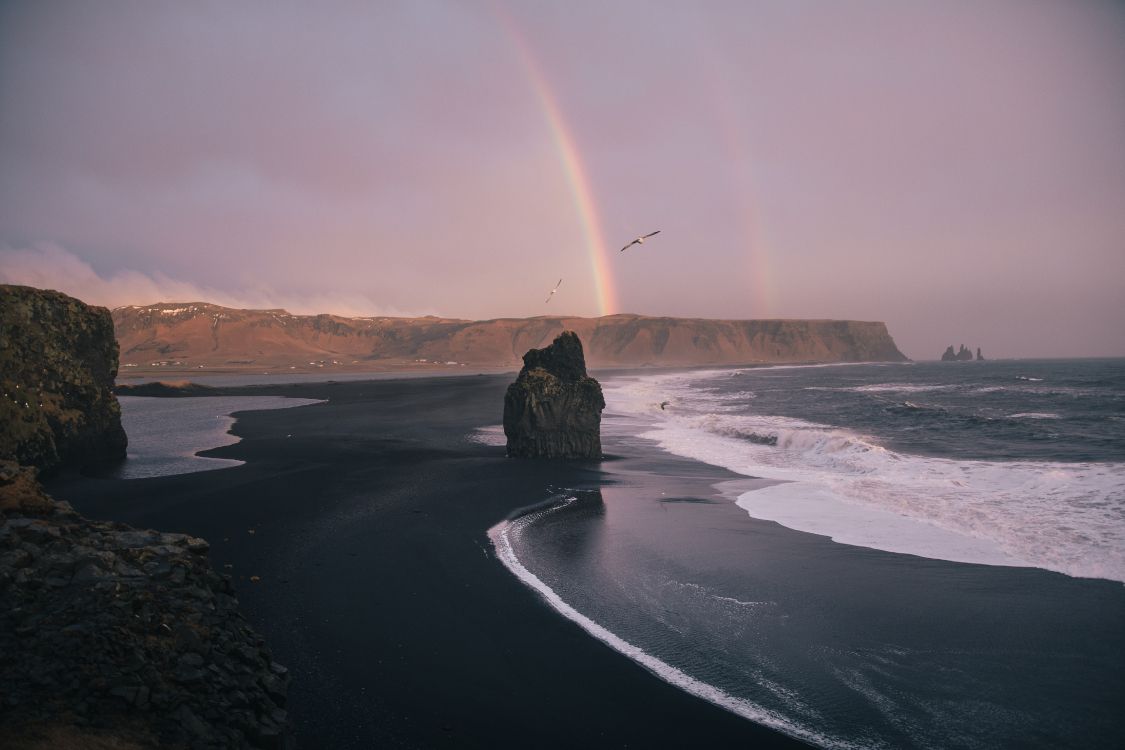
493, 9, 618, 316
697, 46, 775, 317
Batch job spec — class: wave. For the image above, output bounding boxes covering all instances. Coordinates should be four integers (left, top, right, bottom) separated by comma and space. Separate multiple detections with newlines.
602, 376, 1125, 583
852, 383, 958, 393
489, 502, 860, 750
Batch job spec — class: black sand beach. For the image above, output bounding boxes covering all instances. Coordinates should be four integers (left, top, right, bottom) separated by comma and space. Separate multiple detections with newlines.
46, 375, 810, 748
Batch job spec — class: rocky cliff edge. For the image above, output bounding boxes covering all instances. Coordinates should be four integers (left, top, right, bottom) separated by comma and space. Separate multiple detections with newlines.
1, 285, 127, 473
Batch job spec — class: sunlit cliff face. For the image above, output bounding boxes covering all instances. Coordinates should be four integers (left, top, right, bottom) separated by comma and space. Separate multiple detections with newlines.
2, 1, 1123, 358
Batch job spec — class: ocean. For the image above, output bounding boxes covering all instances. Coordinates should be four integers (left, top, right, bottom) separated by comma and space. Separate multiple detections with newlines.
491, 358, 1125, 749
115, 395, 323, 478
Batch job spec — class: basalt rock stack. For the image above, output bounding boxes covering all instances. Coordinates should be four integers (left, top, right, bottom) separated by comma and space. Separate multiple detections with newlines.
1, 284, 127, 473
503, 331, 605, 459
941, 344, 975, 362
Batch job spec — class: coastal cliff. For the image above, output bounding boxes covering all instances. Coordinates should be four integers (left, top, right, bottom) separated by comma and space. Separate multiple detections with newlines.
503, 331, 605, 459
0, 286, 290, 748
113, 303, 908, 373
1, 285, 127, 472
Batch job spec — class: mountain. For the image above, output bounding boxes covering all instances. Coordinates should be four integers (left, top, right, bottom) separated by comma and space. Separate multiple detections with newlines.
112, 302, 908, 373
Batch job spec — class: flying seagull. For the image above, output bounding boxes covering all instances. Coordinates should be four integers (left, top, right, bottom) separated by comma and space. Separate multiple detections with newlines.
659, 401, 670, 410
620, 230, 661, 252
544, 278, 563, 304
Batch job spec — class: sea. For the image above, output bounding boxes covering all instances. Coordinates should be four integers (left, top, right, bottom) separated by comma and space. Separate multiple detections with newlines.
490, 358, 1125, 749
114, 395, 323, 478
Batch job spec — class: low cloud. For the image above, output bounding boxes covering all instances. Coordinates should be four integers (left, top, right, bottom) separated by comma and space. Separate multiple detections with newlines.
0, 244, 426, 319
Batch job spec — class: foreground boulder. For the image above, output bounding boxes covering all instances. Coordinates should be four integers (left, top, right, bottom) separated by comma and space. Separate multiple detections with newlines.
0, 478, 292, 749
0, 285, 127, 473
503, 331, 605, 458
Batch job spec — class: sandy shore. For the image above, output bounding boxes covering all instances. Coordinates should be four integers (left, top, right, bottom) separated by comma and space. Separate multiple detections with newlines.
47, 375, 809, 748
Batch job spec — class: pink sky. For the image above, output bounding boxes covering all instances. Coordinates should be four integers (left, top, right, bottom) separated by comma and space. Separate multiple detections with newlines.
1, 1, 1123, 358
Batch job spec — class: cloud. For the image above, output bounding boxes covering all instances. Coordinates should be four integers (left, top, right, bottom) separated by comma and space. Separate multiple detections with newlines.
0, 243, 427, 318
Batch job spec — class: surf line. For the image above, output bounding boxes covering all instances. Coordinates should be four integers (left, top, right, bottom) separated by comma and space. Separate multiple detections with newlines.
487, 501, 854, 750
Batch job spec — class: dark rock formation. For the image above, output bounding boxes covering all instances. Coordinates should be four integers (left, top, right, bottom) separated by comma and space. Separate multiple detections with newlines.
0, 285, 291, 748
503, 331, 605, 459
976, 347, 985, 361
941, 344, 974, 362
1, 285, 127, 473
0, 480, 292, 749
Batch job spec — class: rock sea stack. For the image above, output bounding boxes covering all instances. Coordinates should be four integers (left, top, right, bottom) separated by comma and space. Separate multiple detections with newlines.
503, 331, 605, 459
941, 344, 975, 362
1, 285, 127, 473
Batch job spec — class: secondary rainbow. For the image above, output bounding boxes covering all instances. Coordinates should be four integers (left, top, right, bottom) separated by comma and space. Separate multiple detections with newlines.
493, 10, 618, 316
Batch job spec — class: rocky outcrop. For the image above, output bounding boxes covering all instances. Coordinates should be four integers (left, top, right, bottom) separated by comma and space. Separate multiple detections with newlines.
1, 285, 127, 473
0, 480, 291, 749
0, 285, 290, 748
976, 347, 985, 361
503, 331, 605, 459
941, 344, 975, 362
113, 302, 908, 373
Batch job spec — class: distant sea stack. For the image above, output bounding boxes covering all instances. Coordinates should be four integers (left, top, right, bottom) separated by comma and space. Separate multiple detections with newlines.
941, 344, 978, 362
112, 302, 908, 373
0, 285, 127, 472
503, 331, 605, 459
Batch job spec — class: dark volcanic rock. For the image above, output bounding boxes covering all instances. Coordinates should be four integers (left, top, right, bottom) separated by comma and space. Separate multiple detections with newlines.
0, 492, 293, 749
503, 331, 605, 459
0, 285, 290, 748
0, 285, 127, 473
941, 344, 975, 362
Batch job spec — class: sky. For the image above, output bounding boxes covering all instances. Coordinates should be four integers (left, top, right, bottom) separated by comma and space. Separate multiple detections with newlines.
1, 1, 1123, 359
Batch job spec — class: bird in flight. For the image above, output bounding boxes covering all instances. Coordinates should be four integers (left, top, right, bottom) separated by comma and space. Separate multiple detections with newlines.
544, 278, 563, 304
659, 401, 670, 410
620, 230, 661, 252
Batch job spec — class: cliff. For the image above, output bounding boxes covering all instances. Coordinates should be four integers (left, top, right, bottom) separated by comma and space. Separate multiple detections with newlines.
112, 303, 908, 373
0, 286, 290, 748
503, 331, 605, 459
1, 285, 128, 473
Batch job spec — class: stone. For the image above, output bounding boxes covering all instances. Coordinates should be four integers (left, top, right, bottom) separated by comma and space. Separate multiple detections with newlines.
503, 331, 605, 459
0, 285, 127, 473
941, 344, 976, 362
0, 286, 292, 748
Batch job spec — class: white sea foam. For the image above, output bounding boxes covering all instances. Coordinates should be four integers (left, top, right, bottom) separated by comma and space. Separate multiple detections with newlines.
489, 504, 860, 750
602, 375, 1125, 583
849, 383, 958, 393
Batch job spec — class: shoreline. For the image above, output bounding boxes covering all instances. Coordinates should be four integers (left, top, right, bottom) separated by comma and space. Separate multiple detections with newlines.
48, 373, 811, 748
490, 498, 833, 748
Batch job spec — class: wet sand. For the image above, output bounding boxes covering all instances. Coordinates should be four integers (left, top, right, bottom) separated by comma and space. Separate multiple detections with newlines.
47, 375, 809, 748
